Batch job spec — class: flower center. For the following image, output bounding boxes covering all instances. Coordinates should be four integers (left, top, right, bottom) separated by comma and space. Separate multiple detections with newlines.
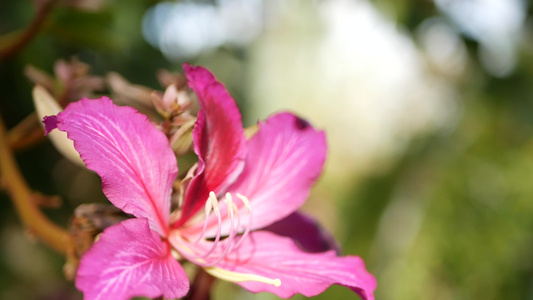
188, 191, 253, 264
171, 191, 281, 287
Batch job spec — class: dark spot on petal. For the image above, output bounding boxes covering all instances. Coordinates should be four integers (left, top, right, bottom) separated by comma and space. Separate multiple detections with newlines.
294, 116, 310, 130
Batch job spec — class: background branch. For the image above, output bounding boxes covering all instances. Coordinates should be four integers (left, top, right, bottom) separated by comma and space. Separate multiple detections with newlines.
0, 113, 72, 254
0, 0, 59, 60
7, 112, 46, 151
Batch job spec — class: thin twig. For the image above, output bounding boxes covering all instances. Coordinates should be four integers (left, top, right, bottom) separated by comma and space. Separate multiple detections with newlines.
7, 112, 46, 151
0, 0, 59, 60
0, 113, 72, 253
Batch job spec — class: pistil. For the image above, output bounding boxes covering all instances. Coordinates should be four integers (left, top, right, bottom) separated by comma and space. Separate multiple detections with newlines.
204, 266, 281, 287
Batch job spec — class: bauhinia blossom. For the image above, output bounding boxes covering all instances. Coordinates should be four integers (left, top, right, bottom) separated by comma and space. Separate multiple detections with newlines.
43, 63, 376, 300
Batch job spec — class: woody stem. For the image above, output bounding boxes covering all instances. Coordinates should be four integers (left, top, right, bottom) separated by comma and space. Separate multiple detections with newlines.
0, 0, 59, 60
7, 112, 46, 151
0, 113, 72, 253
184, 267, 217, 300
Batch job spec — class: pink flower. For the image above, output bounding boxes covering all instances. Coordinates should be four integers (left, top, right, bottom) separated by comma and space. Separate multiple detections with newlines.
44, 64, 376, 300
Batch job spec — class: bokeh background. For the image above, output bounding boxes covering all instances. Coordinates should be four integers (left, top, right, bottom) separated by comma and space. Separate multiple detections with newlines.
1, 0, 533, 299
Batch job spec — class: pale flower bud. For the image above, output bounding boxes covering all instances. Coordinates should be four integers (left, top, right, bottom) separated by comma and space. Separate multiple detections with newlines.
32, 85, 84, 166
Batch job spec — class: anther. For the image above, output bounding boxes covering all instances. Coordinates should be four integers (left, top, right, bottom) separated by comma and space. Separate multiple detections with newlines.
225, 193, 233, 208
209, 191, 220, 216
236, 193, 251, 214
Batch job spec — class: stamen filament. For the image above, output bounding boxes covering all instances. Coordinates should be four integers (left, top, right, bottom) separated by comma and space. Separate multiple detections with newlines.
190, 192, 223, 258
192, 194, 213, 244
206, 193, 236, 266
234, 193, 253, 249
170, 233, 209, 266
176, 192, 254, 267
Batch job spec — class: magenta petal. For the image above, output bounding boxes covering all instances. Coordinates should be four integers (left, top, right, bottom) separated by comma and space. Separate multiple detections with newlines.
215, 231, 376, 299
264, 212, 341, 254
53, 98, 177, 236
43, 115, 58, 135
177, 64, 246, 226
224, 112, 327, 230
76, 219, 189, 300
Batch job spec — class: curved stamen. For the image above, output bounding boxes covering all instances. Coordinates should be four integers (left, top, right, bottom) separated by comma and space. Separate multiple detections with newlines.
233, 193, 253, 249
176, 192, 253, 265
232, 201, 242, 244
205, 193, 239, 266
189, 192, 223, 259
172, 235, 281, 288
170, 234, 210, 266
191, 194, 213, 244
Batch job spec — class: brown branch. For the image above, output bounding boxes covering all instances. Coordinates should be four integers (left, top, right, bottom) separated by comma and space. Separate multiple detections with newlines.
0, 0, 59, 60
184, 268, 217, 300
7, 112, 46, 151
0, 113, 72, 253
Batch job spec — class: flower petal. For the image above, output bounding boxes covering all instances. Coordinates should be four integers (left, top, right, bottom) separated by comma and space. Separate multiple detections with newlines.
48, 98, 177, 236
264, 212, 341, 254
76, 218, 189, 300
176, 64, 246, 226
222, 112, 327, 231
209, 231, 376, 299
